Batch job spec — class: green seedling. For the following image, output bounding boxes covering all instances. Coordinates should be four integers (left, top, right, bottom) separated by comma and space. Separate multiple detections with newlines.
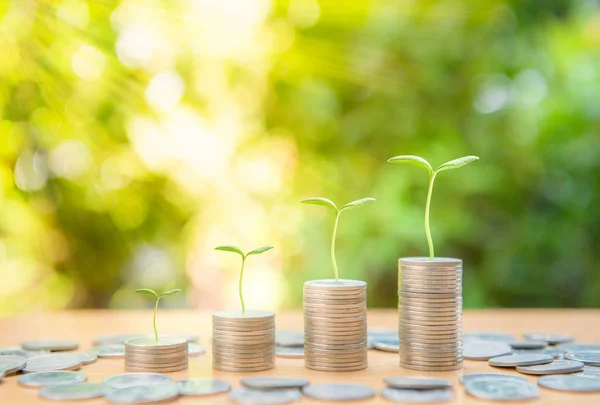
387, 155, 479, 260
135, 288, 182, 341
214, 245, 274, 314
301, 197, 376, 282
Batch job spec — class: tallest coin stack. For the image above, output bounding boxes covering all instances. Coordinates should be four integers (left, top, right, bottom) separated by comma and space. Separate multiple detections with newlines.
398, 257, 463, 371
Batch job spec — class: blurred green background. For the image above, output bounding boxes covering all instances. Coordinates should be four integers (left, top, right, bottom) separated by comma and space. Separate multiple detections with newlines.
1, 0, 599, 316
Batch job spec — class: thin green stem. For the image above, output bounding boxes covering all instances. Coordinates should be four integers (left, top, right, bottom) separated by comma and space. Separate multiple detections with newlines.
425, 171, 437, 260
331, 212, 341, 281
153, 297, 160, 341
239, 256, 246, 314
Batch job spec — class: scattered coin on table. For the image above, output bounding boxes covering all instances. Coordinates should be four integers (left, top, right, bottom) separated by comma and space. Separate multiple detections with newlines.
565, 351, 600, 366
463, 332, 514, 342
373, 338, 400, 352
177, 378, 231, 396
78, 352, 98, 365
23, 353, 82, 373
106, 383, 180, 404
0, 355, 27, 374
187, 342, 206, 356
459, 373, 528, 385
465, 378, 540, 400
229, 387, 301, 405
89, 344, 125, 358
557, 343, 600, 352
524, 333, 574, 345
463, 341, 511, 360
163, 334, 199, 342
103, 373, 172, 390
511, 348, 565, 359
0, 347, 49, 357
538, 375, 600, 391
0, 368, 6, 380
18, 371, 87, 387
39, 382, 106, 400
275, 346, 304, 358
576, 365, 600, 378
275, 330, 304, 347
381, 387, 454, 403
383, 377, 452, 390
302, 383, 376, 401
509, 340, 546, 349
489, 353, 553, 367
21, 340, 79, 352
241, 377, 309, 389
516, 360, 585, 375
93, 334, 145, 346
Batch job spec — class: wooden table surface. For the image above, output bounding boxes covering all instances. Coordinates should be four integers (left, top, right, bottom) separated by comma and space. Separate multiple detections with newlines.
1, 309, 599, 404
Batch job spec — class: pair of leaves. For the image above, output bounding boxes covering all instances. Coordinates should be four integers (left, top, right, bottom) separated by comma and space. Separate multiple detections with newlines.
214, 245, 274, 258
387, 155, 479, 174
300, 197, 376, 213
135, 288, 182, 298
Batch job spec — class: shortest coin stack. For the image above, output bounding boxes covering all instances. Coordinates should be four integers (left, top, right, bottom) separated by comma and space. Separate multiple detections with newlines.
212, 310, 275, 372
124, 337, 188, 373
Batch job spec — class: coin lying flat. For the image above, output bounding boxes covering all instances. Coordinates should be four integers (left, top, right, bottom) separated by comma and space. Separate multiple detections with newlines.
538, 375, 600, 391
512, 348, 565, 359
303, 383, 375, 401
93, 334, 145, 346
78, 352, 98, 365
229, 387, 301, 405
517, 360, 584, 375
489, 353, 553, 367
21, 340, 78, 352
381, 387, 453, 403
103, 373, 172, 389
509, 340, 546, 349
463, 332, 514, 342
524, 333, 574, 345
565, 351, 600, 366
0, 347, 49, 357
557, 343, 600, 352
275, 331, 304, 347
576, 366, 600, 378
465, 379, 539, 400
89, 344, 125, 358
23, 353, 82, 373
39, 382, 106, 400
177, 378, 231, 396
275, 346, 303, 358
0, 355, 27, 374
107, 383, 180, 404
463, 341, 511, 360
373, 339, 400, 352
241, 377, 309, 390
18, 371, 87, 387
0, 368, 6, 379
459, 373, 527, 385
383, 377, 451, 390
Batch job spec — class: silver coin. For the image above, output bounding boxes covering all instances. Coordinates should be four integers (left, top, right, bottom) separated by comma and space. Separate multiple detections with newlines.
18, 371, 87, 387
93, 334, 145, 346
464, 332, 514, 342
512, 348, 565, 359
0, 355, 27, 374
39, 382, 105, 400
373, 340, 400, 352
305, 279, 367, 289
524, 333, 574, 345
557, 343, 600, 352
275, 346, 304, 358
213, 309, 274, 320
463, 341, 511, 360
509, 340, 546, 349
465, 379, 539, 400
489, 353, 553, 367
303, 383, 375, 401
565, 351, 600, 366
177, 378, 231, 396
21, 340, 78, 352
188, 343, 206, 356
103, 373, 172, 389
107, 383, 179, 404
459, 373, 527, 384
162, 334, 199, 342
576, 365, 600, 377
399, 257, 462, 266
401, 363, 461, 372
538, 375, 600, 391
78, 352, 98, 365
381, 387, 453, 403
229, 387, 300, 405
89, 344, 125, 358
125, 337, 187, 349
23, 353, 82, 373
241, 377, 309, 389
383, 377, 451, 390
517, 360, 584, 375
0, 347, 49, 358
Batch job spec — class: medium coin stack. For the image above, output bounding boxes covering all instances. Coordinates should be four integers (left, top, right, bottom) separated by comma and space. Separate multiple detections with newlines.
398, 257, 463, 371
304, 279, 368, 371
124, 337, 188, 373
212, 310, 275, 372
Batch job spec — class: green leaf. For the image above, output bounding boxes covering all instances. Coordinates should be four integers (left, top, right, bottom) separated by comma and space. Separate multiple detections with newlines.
387, 155, 433, 173
340, 197, 376, 212
135, 288, 158, 298
436, 156, 479, 173
301, 197, 338, 212
246, 245, 274, 257
215, 245, 245, 257
158, 288, 181, 297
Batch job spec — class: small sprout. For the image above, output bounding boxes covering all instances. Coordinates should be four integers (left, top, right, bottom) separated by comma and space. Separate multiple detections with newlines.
135, 288, 182, 341
215, 245, 274, 314
387, 155, 479, 259
301, 197, 376, 282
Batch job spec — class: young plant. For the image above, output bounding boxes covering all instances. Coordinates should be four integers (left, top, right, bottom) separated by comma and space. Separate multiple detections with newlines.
387, 155, 479, 260
214, 245, 274, 314
301, 197, 376, 282
135, 288, 182, 341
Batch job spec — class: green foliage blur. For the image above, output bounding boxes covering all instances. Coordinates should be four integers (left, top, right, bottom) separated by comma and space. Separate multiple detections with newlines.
0, 0, 599, 315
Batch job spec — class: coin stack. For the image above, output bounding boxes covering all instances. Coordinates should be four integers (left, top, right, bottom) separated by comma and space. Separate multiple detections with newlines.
124, 337, 188, 373
398, 257, 463, 371
304, 280, 368, 371
212, 310, 275, 372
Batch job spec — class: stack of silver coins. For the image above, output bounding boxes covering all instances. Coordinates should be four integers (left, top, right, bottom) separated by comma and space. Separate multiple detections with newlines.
304, 280, 368, 371
398, 257, 463, 371
124, 337, 188, 372
212, 310, 275, 372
